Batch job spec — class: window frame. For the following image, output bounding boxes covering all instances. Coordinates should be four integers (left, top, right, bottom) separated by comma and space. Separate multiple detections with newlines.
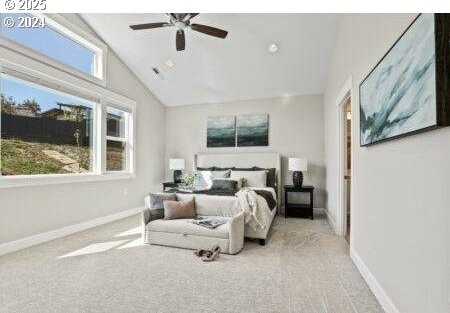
0, 13, 108, 86
105, 105, 134, 174
0, 48, 136, 189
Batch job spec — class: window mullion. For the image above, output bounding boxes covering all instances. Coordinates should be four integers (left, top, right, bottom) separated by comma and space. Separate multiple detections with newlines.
127, 111, 135, 174
97, 101, 107, 175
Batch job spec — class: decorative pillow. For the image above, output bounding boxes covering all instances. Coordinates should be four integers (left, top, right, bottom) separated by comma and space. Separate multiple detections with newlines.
149, 208, 165, 220
149, 193, 176, 209
149, 193, 176, 219
264, 168, 277, 188
163, 199, 196, 220
232, 167, 276, 189
230, 170, 267, 188
210, 179, 239, 192
197, 166, 232, 171
193, 171, 214, 190
234, 177, 245, 190
211, 169, 231, 179
193, 169, 231, 189
213, 177, 244, 190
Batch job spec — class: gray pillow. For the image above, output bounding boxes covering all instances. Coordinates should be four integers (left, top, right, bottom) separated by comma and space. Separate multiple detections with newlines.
163, 199, 196, 220
149, 208, 165, 220
210, 179, 239, 192
150, 193, 176, 209
149, 193, 176, 219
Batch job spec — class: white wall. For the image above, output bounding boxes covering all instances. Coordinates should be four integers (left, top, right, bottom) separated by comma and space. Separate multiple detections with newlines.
0, 14, 166, 244
165, 95, 326, 208
324, 14, 450, 312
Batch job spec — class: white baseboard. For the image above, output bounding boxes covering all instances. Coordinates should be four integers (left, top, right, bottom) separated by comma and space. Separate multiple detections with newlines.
0, 206, 144, 257
326, 210, 338, 234
315, 207, 326, 214
350, 246, 400, 313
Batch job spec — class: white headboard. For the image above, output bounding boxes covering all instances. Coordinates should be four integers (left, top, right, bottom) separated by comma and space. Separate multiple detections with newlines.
195, 153, 281, 212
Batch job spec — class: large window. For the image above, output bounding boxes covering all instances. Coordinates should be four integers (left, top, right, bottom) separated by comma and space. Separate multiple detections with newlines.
0, 13, 134, 187
0, 73, 94, 176
0, 14, 106, 81
0, 64, 135, 187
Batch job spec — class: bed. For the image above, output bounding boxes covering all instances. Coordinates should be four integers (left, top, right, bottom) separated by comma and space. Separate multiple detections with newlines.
192, 152, 281, 244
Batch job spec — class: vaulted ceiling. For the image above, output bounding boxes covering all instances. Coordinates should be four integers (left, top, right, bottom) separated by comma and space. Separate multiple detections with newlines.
81, 14, 339, 106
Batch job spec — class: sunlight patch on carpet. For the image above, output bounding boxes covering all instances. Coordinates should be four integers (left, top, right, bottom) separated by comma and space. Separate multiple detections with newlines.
58, 240, 129, 258
114, 226, 142, 237
116, 238, 145, 250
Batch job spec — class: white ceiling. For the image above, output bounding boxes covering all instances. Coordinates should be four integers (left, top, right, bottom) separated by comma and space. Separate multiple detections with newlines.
81, 14, 339, 107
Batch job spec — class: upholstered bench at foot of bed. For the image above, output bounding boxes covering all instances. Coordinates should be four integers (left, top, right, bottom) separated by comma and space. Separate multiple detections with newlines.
142, 211, 245, 255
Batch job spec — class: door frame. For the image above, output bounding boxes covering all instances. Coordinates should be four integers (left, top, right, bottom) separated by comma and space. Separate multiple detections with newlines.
335, 76, 354, 238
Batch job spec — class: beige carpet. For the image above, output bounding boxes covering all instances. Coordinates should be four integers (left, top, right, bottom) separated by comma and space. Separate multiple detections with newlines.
0, 214, 383, 313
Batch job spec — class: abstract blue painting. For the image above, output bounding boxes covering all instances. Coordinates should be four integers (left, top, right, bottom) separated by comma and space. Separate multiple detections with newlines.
207, 116, 236, 147
237, 114, 269, 147
360, 14, 437, 146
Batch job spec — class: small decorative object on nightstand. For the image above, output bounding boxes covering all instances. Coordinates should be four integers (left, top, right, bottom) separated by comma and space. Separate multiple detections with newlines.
169, 158, 185, 184
288, 158, 307, 188
284, 185, 314, 219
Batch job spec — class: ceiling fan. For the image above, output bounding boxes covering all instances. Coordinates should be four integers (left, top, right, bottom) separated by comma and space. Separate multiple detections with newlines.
129, 13, 228, 51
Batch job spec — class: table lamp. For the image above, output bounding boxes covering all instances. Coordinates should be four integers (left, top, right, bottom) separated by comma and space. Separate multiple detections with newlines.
288, 158, 308, 188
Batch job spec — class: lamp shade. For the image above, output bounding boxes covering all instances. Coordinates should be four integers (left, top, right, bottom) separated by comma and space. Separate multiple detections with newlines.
169, 158, 185, 170
288, 158, 307, 171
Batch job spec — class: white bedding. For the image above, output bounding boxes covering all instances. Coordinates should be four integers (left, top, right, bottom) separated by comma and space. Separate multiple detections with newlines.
236, 188, 274, 231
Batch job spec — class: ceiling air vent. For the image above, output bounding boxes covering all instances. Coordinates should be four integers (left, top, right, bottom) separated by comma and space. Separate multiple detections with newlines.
152, 67, 165, 80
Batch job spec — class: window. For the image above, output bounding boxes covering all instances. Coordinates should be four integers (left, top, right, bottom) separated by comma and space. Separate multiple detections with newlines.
0, 14, 106, 81
106, 107, 130, 172
0, 73, 95, 176
0, 14, 134, 188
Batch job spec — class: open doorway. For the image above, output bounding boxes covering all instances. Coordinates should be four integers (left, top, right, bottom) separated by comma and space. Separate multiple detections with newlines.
343, 98, 352, 243
336, 77, 352, 243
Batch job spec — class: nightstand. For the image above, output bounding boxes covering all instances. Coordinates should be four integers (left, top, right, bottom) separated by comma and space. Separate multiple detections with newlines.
284, 185, 314, 219
162, 182, 178, 191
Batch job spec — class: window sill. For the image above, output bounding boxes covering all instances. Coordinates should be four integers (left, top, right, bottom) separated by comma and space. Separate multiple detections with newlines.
0, 172, 136, 189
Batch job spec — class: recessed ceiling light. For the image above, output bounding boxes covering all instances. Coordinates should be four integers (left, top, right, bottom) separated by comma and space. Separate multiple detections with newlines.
165, 59, 174, 68
268, 43, 278, 53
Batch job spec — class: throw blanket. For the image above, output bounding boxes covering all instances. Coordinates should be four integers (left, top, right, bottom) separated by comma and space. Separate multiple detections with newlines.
253, 189, 276, 210
236, 188, 273, 231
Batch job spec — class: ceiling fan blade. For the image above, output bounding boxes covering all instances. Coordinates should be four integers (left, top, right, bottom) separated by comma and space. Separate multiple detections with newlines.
191, 24, 228, 39
176, 29, 185, 51
182, 13, 199, 22
130, 22, 170, 30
